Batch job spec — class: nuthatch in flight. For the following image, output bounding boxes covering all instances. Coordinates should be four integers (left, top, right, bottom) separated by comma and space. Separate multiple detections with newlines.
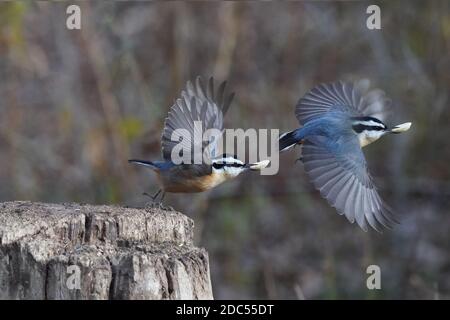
129, 77, 269, 203
279, 81, 411, 231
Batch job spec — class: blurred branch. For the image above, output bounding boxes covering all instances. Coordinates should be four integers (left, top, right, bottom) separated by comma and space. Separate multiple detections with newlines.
214, 2, 240, 80
77, 3, 130, 181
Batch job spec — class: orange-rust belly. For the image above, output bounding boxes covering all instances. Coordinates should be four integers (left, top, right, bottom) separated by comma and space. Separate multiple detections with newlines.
159, 172, 226, 193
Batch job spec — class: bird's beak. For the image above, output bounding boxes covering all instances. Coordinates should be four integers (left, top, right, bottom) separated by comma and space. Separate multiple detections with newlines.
389, 122, 412, 134
245, 160, 271, 171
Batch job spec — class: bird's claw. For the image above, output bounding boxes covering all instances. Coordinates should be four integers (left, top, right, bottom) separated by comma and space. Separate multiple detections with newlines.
158, 203, 174, 211
144, 201, 159, 210
144, 201, 173, 211
143, 191, 165, 211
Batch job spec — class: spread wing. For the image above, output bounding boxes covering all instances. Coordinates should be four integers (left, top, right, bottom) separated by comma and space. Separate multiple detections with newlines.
301, 135, 398, 232
295, 80, 391, 125
161, 77, 235, 164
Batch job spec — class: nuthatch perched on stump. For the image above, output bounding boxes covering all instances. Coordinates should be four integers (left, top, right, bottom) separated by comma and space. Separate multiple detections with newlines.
279, 81, 411, 231
130, 77, 269, 203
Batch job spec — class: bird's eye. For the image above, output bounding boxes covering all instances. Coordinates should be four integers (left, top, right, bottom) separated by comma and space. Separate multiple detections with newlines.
352, 124, 365, 133
213, 163, 224, 169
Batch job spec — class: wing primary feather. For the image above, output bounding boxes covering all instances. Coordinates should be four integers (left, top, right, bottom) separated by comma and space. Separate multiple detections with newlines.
327, 172, 352, 207
196, 76, 207, 100
365, 190, 384, 231
362, 188, 382, 232
352, 184, 364, 230
333, 174, 354, 214
222, 91, 235, 115
186, 80, 195, 96
320, 170, 348, 199
373, 191, 398, 225
161, 76, 232, 162
216, 81, 227, 108
343, 179, 358, 223
207, 77, 214, 101
371, 191, 393, 228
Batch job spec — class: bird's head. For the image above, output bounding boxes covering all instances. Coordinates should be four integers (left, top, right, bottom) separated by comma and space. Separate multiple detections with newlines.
211, 155, 270, 179
351, 116, 412, 147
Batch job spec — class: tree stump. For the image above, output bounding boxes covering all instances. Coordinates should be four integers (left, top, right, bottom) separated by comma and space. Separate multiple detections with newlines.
0, 201, 213, 300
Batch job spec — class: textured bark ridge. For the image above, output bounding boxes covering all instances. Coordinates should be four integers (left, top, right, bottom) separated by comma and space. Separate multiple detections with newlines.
0, 201, 213, 300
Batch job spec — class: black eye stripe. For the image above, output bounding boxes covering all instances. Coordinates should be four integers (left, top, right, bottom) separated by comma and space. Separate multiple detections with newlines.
212, 162, 244, 169
352, 124, 385, 133
213, 163, 224, 169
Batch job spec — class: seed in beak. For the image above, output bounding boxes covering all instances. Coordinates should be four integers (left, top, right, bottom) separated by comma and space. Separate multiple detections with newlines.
249, 160, 270, 170
390, 122, 412, 133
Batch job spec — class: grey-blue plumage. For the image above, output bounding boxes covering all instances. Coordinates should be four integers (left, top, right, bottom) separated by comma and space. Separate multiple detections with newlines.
280, 81, 401, 232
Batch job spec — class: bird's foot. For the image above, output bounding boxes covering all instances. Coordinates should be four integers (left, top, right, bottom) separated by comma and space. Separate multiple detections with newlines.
157, 203, 174, 211
143, 191, 161, 210
144, 201, 159, 211
143, 200, 173, 212
142, 190, 173, 210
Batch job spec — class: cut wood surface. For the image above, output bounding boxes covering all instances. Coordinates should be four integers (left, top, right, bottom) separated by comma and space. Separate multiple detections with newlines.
0, 201, 213, 300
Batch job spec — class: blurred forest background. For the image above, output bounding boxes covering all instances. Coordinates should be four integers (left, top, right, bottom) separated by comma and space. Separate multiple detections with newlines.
0, 1, 449, 299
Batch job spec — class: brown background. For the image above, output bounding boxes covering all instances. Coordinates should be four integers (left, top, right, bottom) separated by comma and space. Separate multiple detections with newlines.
0, 1, 449, 299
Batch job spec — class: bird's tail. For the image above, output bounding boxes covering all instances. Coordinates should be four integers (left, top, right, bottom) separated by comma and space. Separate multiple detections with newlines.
279, 129, 301, 152
128, 159, 159, 170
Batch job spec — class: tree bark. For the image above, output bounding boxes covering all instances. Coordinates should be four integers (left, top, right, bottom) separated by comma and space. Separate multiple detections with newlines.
0, 201, 213, 300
